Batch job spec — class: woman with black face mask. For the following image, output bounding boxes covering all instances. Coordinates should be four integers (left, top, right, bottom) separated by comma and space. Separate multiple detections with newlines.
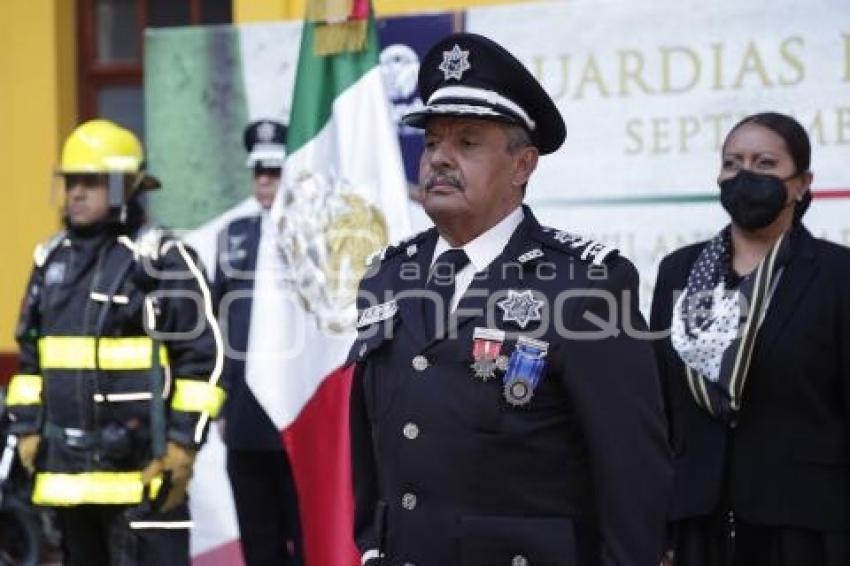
650, 112, 850, 566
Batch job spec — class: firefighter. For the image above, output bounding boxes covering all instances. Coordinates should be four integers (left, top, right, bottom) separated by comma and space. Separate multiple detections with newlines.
5, 119, 225, 565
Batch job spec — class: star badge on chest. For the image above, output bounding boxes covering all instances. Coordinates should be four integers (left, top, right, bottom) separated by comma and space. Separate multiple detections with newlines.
497, 289, 544, 329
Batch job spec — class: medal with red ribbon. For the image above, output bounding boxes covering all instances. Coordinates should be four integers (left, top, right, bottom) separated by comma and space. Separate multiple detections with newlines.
470, 327, 506, 381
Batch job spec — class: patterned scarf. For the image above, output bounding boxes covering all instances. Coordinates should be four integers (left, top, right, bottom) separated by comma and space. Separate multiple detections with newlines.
671, 226, 789, 419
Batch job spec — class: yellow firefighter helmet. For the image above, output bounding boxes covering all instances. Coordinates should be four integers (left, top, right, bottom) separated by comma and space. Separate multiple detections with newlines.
59, 119, 144, 174
57, 120, 160, 205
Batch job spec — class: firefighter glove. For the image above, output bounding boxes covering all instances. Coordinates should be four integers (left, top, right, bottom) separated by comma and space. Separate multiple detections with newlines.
141, 441, 197, 513
17, 434, 40, 475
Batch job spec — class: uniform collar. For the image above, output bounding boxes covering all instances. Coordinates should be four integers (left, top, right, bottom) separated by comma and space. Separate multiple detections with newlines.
431, 206, 524, 272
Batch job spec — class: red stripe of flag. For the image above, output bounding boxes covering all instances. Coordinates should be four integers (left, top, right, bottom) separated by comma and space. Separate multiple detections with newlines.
282, 365, 359, 566
813, 189, 850, 199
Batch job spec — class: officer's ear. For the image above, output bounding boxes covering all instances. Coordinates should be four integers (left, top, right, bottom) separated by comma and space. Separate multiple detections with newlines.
511, 145, 538, 190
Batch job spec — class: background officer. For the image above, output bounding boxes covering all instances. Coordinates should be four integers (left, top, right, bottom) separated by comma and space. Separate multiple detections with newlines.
349, 33, 672, 565
6, 119, 225, 565
213, 119, 302, 566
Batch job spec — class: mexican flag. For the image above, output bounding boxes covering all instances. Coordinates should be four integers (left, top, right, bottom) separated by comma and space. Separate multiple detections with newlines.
253, 2, 411, 565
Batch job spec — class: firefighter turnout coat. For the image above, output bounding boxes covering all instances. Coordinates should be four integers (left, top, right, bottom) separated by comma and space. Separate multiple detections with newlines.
6, 225, 224, 506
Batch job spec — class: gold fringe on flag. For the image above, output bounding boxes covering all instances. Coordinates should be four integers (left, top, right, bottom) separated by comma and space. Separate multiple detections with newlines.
313, 20, 368, 56
306, 0, 353, 23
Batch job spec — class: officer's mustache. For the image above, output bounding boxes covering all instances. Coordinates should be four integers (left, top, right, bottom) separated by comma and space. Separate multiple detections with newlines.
423, 172, 463, 192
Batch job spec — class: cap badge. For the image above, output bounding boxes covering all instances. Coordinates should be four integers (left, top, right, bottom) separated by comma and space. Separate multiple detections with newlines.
438, 44, 471, 81
257, 121, 275, 142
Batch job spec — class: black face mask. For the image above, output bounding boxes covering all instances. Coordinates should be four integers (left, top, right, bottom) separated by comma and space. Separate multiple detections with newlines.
719, 169, 797, 230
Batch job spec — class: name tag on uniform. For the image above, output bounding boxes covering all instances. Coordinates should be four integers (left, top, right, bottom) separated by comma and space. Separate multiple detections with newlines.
357, 300, 398, 328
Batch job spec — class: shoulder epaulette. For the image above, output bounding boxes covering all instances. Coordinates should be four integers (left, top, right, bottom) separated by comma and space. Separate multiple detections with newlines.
533, 226, 618, 267
33, 231, 68, 268
365, 228, 434, 267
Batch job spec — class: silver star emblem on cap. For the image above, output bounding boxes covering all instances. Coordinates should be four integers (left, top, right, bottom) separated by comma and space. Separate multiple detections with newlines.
497, 290, 544, 329
438, 44, 471, 81
257, 121, 275, 142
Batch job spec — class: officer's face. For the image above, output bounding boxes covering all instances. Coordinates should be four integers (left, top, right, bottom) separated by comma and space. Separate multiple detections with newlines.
64, 174, 111, 227
419, 117, 537, 244
253, 165, 282, 210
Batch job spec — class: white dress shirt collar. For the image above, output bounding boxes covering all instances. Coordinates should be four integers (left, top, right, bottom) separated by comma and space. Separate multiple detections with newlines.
431, 206, 524, 271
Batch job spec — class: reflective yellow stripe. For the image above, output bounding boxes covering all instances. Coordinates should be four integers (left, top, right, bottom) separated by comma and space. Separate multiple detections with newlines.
171, 378, 226, 417
6, 374, 43, 405
38, 336, 169, 370
32, 472, 163, 506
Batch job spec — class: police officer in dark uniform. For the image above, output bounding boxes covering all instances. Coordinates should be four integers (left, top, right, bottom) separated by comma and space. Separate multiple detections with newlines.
7, 119, 224, 565
213, 120, 302, 566
348, 33, 672, 566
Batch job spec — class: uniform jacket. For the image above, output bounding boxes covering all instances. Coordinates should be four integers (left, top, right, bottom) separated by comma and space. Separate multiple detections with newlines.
6, 225, 224, 506
212, 215, 283, 451
650, 225, 850, 531
349, 206, 672, 566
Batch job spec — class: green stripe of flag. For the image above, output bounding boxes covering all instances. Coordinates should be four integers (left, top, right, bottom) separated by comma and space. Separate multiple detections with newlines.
286, 19, 380, 154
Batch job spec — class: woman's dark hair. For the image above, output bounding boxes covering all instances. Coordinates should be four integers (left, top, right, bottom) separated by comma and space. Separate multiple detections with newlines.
725, 111, 813, 221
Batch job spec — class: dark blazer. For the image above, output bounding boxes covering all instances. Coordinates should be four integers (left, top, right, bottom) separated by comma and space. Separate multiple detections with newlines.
650, 225, 850, 531
213, 215, 283, 451
349, 207, 672, 566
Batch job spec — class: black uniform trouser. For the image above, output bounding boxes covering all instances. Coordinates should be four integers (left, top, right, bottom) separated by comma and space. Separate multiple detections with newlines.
56, 503, 190, 566
226, 449, 303, 566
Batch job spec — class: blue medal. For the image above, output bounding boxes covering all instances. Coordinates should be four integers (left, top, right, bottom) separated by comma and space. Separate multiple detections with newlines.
502, 336, 548, 407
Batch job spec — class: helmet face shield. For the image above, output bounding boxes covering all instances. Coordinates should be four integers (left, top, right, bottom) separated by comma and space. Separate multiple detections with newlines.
53, 173, 128, 221
107, 173, 126, 208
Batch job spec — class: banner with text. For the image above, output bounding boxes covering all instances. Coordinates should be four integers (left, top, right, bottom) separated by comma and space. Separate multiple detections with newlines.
467, 0, 850, 307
